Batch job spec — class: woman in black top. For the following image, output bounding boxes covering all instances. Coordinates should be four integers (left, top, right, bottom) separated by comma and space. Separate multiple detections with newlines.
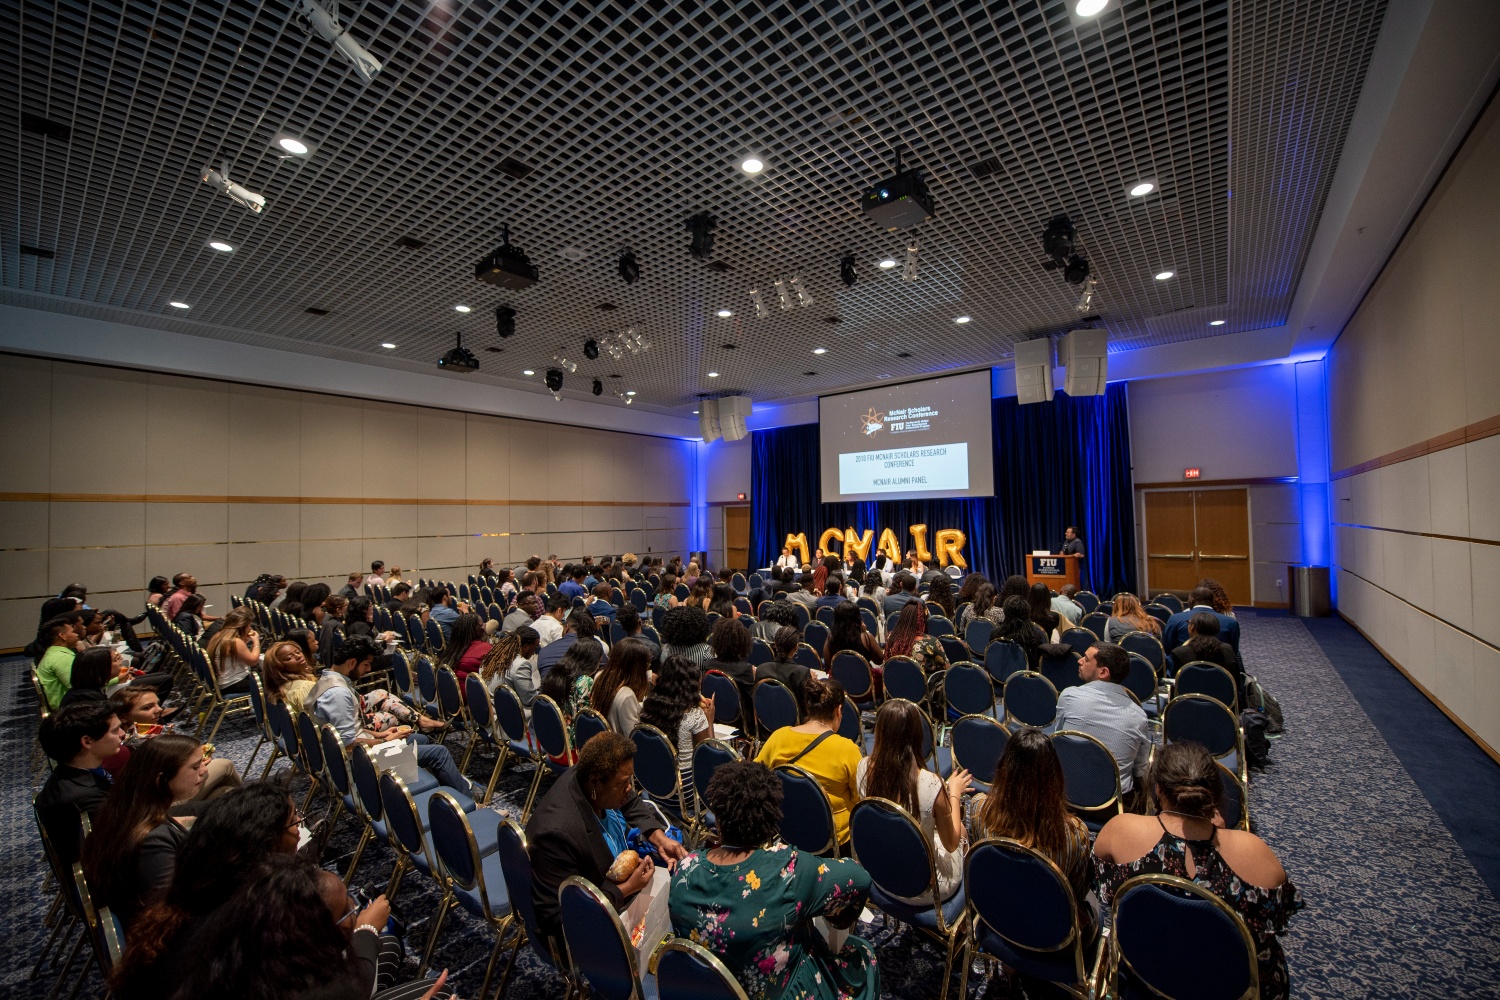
703, 615, 755, 706
994, 596, 1048, 670
1028, 582, 1062, 638
755, 626, 811, 713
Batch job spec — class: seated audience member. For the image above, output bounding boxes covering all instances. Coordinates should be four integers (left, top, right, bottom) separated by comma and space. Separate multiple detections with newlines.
843, 549, 866, 585
284, 627, 320, 665
971, 727, 1095, 933
998, 573, 1031, 605
591, 637, 653, 735
639, 654, 713, 777
1201, 578, 1237, 617
752, 600, 799, 644
436, 612, 489, 685
670, 760, 878, 999
787, 574, 820, 611
1094, 742, 1302, 1000
538, 637, 605, 728
1054, 643, 1154, 799
173, 593, 208, 637
994, 595, 1048, 669
587, 582, 618, 623
767, 567, 796, 598
1163, 586, 1242, 656
277, 580, 308, 621
59, 645, 126, 708
703, 615, 755, 705
654, 573, 681, 610
480, 626, 540, 704
111, 783, 305, 1000
342, 596, 396, 643
685, 575, 714, 612
245, 574, 286, 604
825, 599, 885, 669
365, 560, 387, 592
1104, 592, 1162, 641
708, 582, 739, 618
659, 604, 713, 665
927, 574, 957, 619
161, 573, 196, 621
856, 699, 969, 902
1029, 582, 1063, 639
36, 702, 126, 865
33, 615, 81, 710
559, 565, 590, 601
882, 572, 919, 615
813, 555, 842, 597
300, 583, 331, 628
1170, 611, 1242, 687
381, 582, 412, 615
757, 626, 812, 711
309, 636, 474, 794
955, 583, 1001, 634
615, 604, 660, 664
502, 590, 544, 634
537, 607, 607, 676
532, 594, 568, 647
814, 578, 846, 611
859, 573, 887, 607
955, 572, 986, 607
426, 585, 468, 641
755, 677, 863, 848
262, 640, 319, 712
83, 734, 208, 925
1051, 583, 1083, 625
883, 601, 945, 675
109, 685, 166, 732
526, 732, 688, 948
144, 575, 173, 611
338, 572, 363, 600
205, 607, 261, 695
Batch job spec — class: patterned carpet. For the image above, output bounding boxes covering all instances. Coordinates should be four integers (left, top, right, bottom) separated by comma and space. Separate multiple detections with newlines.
3, 611, 1499, 998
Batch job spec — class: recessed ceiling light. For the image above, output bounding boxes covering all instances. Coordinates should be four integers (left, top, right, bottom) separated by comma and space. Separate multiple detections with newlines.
625, 390, 636, 396
1129, 181, 1155, 197
707, 371, 720, 378
1075, 0, 1108, 16
523, 369, 535, 375
954, 315, 972, 324
692, 410, 699, 415
381, 342, 397, 349
454, 304, 471, 313
740, 157, 765, 174
812, 347, 827, 355
877, 258, 898, 269
1155, 270, 1175, 281
716, 309, 733, 318
278, 136, 310, 155
207, 240, 234, 253
169, 301, 191, 309
1209, 319, 1226, 326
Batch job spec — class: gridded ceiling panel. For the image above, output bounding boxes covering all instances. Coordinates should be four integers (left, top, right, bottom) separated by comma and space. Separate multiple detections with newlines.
1, 0, 1386, 412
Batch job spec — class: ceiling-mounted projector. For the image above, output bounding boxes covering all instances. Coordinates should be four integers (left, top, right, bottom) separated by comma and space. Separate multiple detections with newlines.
437, 332, 479, 373
860, 148, 934, 230
475, 224, 539, 289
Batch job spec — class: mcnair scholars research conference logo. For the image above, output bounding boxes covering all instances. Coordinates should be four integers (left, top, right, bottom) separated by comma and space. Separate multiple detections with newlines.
860, 408, 885, 436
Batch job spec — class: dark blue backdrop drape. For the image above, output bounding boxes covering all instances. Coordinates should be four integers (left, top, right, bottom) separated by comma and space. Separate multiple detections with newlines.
750, 384, 1136, 597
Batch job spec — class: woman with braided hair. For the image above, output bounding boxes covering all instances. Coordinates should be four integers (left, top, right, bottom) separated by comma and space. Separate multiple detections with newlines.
481, 625, 541, 705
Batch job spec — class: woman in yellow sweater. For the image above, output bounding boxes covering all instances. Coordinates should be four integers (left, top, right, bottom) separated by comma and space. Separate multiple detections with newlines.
755, 676, 863, 849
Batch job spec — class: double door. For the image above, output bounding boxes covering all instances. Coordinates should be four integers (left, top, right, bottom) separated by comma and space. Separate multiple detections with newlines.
1143, 488, 1250, 604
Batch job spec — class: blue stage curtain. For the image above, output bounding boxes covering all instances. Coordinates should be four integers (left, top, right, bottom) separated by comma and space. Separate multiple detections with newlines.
750, 384, 1136, 597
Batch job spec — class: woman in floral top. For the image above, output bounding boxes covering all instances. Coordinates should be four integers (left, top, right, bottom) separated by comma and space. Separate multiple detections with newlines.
669, 760, 879, 1000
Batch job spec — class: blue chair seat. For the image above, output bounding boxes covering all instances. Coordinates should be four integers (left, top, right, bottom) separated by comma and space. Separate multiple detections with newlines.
869, 882, 966, 931
371, 817, 388, 840
466, 807, 505, 857
410, 768, 439, 795
412, 786, 475, 830
452, 850, 515, 920
932, 745, 953, 779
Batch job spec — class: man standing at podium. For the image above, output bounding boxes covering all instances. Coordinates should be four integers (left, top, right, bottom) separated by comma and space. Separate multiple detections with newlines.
1061, 526, 1085, 557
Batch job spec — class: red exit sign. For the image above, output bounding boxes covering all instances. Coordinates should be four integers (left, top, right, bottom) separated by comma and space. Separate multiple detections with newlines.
737, 492, 746, 500
1184, 467, 1201, 479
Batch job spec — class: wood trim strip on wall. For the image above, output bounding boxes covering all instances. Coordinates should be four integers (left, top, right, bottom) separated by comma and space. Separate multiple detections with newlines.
1331, 412, 1500, 480
0, 492, 688, 507
1133, 477, 1298, 490
1333, 521, 1500, 548
1337, 565, 1500, 656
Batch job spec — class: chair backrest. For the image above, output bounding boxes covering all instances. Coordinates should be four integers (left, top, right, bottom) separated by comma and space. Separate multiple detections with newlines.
964, 618, 995, 656
1112, 873, 1259, 1000
674, 583, 690, 600
1073, 591, 1100, 613
495, 819, 564, 972
1051, 730, 1123, 813
1215, 761, 1249, 830
1162, 694, 1241, 759
1003, 671, 1059, 728
574, 706, 611, 746
425, 618, 445, 650
435, 665, 464, 718
983, 639, 1028, 684
1121, 652, 1159, 707
944, 661, 994, 716
950, 714, 1010, 786
531, 695, 573, 760
858, 606, 879, 634
1038, 648, 1081, 692
407, 614, 427, 651
246, 670, 270, 734
966, 838, 1085, 984
700, 670, 741, 725
491, 682, 529, 743
464, 673, 495, 736
926, 614, 955, 638
849, 798, 946, 919
610, 620, 628, 645
319, 724, 352, 796
429, 790, 501, 918
939, 636, 969, 664
1079, 611, 1110, 636
793, 643, 822, 672
378, 770, 429, 860
828, 649, 874, 700
1120, 631, 1166, 674
730, 572, 748, 592
837, 695, 863, 746
1152, 593, 1184, 613
1059, 626, 1097, 657
641, 624, 661, 646
630, 724, 684, 803
1175, 662, 1239, 712
733, 596, 753, 615
814, 605, 836, 628
630, 589, 648, 612
1146, 603, 1173, 625
294, 710, 325, 777
654, 937, 751, 1000
266, 699, 301, 761
691, 738, 741, 803
774, 765, 836, 855
748, 573, 763, 591
390, 648, 415, 696
802, 620, 830, 655
347, 743, 385, 823
753, 678, 800, 734
559, 876, 644, 1000
748, 637, 774, 666
790, 602, 810, 628
881, 655, 926, 703
415, 655, 438, 702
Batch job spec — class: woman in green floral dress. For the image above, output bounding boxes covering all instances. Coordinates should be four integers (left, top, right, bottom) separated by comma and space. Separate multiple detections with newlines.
668, 760, 879, 1000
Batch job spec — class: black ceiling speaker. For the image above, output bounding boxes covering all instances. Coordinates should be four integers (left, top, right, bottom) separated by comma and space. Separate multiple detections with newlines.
1063, 254, 1090, 285
591, 378, 603, 396
494, 304, 516, 338
686, 212, 717, 260
1042, 215, 1077, 264
583, 338, 599, 360
839, 253, 857, 287
617, 249, 640, 284
544, 368, 564, 392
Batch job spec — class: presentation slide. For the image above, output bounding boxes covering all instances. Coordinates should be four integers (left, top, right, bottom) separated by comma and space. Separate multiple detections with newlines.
818, 369, 995, 503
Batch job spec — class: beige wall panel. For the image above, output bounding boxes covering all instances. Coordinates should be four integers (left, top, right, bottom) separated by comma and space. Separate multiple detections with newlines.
549, 504, 584, 533
508, 434, 551, 500
49, 544, 145, 596
1348, 469, 1381, 527
1402, 607, 1437, 696
146, 502, 227, 546
299, 395, 363, 498
0, 355, 54, 492
0, 550, 50, 601
0, 597, 42, 646
195, 584, 233, 620
1252, 522, 1302, 565
1429, 538, 1474, 634
1252, 564, 1285, 606
301, 503, 360, 541
1248, 485, 1298, 524
51, 365, 149, 494
465, 505, 510, 538
417, 535, 466, 573
1473, 640, 1500, 756
1379, 455, 1431, 534
300, 539, 364, 580
510, 505, 549, 535
1129, 366, 1299, 482
145, 375, 230, 495
0, 501, 49, 550
466, 535, 508, 571
1467, 437, 1500, 542
229, 540, 301, 584
614, 531, 645, 555
464, 414, 512, 500
51, 501, 145, 548
228, 503, 299, 543
548, 533, 582, 560
1469, 543, 1500, 648
416, 408, 467, 500
1426, 445, 1470, 538
417, 503, 465, 537
1362, 525, 1385, 582
229, 384, 300, 497
544, 426, 586, 499
362, 503, 418, 540
363, 537, 418, 576
363, 400, 417, 499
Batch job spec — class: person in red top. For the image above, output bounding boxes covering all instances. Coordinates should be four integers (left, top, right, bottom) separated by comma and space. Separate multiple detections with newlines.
437, 612, 491, 685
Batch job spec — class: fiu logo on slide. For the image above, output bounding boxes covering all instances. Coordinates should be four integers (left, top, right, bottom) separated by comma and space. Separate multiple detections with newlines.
860, 408, 885, 437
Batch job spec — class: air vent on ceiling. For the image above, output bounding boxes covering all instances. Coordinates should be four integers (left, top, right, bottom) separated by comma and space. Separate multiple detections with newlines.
497, 157, 535, 180
395, 235, 429, 250
705, 260, 731, 272
22, 113, 70, 141
20, 245, 55, 259
823, 316, 841, 324
485, 346, 503, 352
896, 351, 912, 358
968, 155, 1002, 179
721, 343, 737, 350
303, 306, 330, 316
597, 302, 617, 311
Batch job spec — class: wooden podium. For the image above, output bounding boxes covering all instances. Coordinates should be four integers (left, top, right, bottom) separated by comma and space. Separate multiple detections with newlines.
1025, 553, 1082, 590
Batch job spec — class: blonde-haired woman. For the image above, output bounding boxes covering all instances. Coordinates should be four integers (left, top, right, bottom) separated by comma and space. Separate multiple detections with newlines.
1104, 593, 1161, 641
204, 607, 260, 695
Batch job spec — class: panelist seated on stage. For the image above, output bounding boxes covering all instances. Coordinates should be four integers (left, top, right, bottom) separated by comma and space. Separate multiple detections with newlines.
774, 547, 801, 571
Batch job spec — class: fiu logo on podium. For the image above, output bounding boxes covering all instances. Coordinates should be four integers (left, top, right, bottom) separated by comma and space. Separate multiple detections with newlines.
859, 408, 885, 436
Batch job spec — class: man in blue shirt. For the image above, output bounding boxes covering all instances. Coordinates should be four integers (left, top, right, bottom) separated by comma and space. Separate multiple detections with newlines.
559, 566, 589, 602
882, 573, 919, 615
814, 579, 845, 610
586, 582, 617, 623
426, 585, 468, 642
1054, 642, 1155, 800
1162, 586, 1242, 661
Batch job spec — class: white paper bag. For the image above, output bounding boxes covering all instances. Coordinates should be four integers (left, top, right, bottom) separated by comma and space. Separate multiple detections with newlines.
622, 867, 672, 969
370, 738, 419, 786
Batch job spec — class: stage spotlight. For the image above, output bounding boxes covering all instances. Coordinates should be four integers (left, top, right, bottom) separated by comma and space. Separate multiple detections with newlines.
584, 338, 599, 360
839, 254, 857, 287
1042, 215, 1077, 264
774, 278, 793, 311
552, 352, 577, 374
494, 304, 516, 338
686, 211, 717, 260
545, 368, 564, 392
1075, 278, 1097, 314
592, 378, 603, 396
790, 276, 813, 307
617, 249, 640, 284
298, 0, 382, 82
200, 162, 266, 213
902, 242, 919, 283
749, 288, 770, 320
1063, 254, 1090, 285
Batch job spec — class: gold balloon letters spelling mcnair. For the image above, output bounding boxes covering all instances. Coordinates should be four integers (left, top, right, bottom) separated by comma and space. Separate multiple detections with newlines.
782, 525, 967, 569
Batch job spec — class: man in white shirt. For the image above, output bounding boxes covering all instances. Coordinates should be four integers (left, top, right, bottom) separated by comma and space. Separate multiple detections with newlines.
531, 594, 567, 646
364, 560, 386, 591
774, 547, 800, 571
1051, 584, 1082, 626
1054, 643, 1155, 800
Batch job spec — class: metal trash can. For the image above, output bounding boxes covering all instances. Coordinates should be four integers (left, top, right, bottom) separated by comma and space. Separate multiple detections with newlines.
1286, 565, 1331, 617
